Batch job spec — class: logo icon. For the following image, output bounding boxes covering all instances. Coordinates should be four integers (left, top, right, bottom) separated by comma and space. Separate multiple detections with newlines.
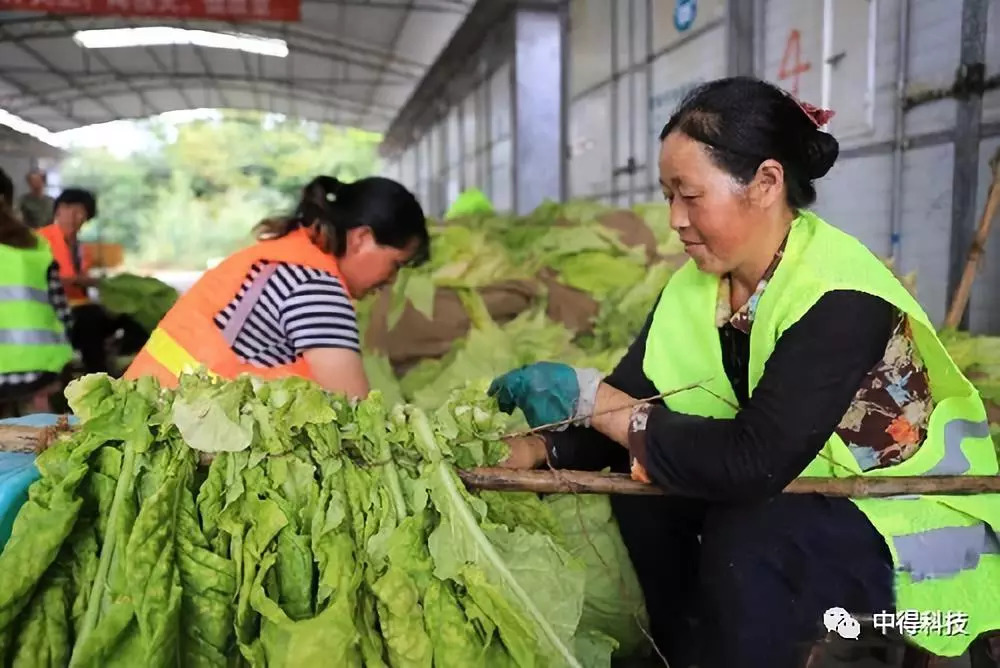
673, 0, 697, 32
824, 607, 861, 640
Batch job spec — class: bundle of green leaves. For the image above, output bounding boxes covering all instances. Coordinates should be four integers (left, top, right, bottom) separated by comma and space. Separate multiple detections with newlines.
370, 199, 668, 333
360, 200, 680, 408
0, 374, 650, 667
98, 273, 180, 333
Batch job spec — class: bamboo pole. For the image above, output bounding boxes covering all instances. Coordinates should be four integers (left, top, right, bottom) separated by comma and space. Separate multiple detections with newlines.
2, 423, 999, 497
456, 468, 1000, 497
944, 147, 1000, 329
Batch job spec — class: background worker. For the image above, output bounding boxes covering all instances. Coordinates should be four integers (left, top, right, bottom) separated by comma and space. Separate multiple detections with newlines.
37, 188, 99, 307
489, 77, 1000, 668
126, 175, 428, 398
37, 188, 147, 374
0, 168, 74, 414
17, 169, 54, 230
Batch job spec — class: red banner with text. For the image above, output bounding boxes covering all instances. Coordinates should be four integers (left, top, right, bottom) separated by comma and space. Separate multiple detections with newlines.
0, 0, 300, 22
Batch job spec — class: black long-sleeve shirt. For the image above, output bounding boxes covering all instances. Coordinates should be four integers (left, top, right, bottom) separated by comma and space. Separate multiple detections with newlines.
544, 290, 896, 502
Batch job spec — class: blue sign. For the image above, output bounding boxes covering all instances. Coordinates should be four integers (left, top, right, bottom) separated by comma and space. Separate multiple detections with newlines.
674, 0, 697, 32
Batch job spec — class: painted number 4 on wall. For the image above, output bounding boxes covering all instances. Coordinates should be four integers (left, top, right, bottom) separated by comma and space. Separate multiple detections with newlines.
778, 29, 811, 95
674, 0, 696, 32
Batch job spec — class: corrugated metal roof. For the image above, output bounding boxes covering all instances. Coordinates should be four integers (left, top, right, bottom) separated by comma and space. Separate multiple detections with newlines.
0, 123, 65, 157
0, 0, 472, 132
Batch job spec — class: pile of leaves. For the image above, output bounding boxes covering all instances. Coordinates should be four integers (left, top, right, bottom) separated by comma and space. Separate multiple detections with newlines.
0, 373, 650, 667
98, 273, 180, 333
361, 199, 681, 408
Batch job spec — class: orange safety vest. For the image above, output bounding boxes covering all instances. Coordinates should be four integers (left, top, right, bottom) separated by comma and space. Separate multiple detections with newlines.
125, 228, 350, 388
37, 224, 92, 306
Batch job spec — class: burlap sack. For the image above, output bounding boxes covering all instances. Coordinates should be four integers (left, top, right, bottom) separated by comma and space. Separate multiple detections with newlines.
596, 209, 658, 264
364, 280, 539, 367
540, 269, 600, 334
541, 209, 659, 333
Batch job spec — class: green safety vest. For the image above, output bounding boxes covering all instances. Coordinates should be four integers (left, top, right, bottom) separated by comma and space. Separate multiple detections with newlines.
643, 210, 1000, 656
0, 239, 74, 375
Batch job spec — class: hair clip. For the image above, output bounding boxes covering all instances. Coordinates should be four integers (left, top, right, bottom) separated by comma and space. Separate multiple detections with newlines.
325, 192, 337, 203
794, 98, 836, 128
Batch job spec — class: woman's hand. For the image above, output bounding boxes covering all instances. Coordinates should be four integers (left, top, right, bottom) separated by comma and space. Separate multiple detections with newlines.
488, 362, 602, 429
499, 434, 548, 469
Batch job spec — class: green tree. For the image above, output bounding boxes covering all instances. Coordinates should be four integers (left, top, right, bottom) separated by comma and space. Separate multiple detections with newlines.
58, 111, 383, 270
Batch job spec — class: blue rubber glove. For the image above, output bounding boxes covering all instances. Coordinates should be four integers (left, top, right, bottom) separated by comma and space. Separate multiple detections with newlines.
487, 362, 602, 430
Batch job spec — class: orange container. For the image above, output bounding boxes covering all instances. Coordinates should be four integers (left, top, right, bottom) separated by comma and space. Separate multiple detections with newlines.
81, 242, 124, 269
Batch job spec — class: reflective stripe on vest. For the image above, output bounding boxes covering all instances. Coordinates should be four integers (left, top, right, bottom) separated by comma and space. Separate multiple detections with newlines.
144, 328, 219, 380
0, 239, 74, 374
143, 263, 278, 377
0, 286, 49, 303
929, 418, 992, 475
0, 329, 66, 345
894, 522, 1000, 582
642, 211, 1000, 656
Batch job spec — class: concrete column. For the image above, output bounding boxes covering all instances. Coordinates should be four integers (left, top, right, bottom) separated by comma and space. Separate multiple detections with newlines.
726, 0, 756, 76
947, 0, 990, 328
512, 4, 565, 214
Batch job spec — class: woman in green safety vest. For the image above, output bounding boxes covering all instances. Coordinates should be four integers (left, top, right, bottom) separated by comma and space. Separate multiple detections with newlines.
488, 77, 1000, 667
0, 168, 75, 414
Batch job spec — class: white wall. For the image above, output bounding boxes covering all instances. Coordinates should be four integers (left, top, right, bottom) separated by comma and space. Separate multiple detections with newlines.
567, 0, 726, 205
385, 0, 1000, 329
383, 60, 513, 219
756, 0, 995, 327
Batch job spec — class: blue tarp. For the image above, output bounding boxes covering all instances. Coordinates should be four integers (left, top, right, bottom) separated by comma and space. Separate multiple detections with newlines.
0, 414, 76, 549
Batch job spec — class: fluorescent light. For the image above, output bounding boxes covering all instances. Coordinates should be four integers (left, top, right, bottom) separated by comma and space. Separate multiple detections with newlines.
0, 109, 62, 147
73, 27, 287, 57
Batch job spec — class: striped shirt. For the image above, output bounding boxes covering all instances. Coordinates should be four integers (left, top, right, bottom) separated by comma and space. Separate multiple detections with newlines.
0, 261, 74, 388
213, 261, 359, 368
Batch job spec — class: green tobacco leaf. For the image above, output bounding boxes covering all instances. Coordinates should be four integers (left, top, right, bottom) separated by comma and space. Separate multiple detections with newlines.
409, 409, 586, 667
546, 494, 650, 659
170, 377, 255, 453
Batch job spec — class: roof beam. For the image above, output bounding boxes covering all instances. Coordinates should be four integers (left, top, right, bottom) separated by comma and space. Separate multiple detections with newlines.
0, 66, 410, 85
0, 17, 426, 79
0, 23, 121, 120
0, 72, 86, 126
86, 79, 395, 122
143, 41, 197, 109
363, 0, 415, 122
52, 15, 163, 118
307, 0, 469, 13
2, 73, 404, 113
8, 77, 399, 117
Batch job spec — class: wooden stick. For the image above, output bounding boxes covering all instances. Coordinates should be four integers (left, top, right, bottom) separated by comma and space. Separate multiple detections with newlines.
944, 147, 1000, 329
457, 468, 1000, 497
0, 418, 72, 454
3, 423, 999, 497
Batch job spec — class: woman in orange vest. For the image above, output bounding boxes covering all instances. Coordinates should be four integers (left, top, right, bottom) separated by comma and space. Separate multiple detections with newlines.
126, 175, 429, 398
37, 188, 97, 307
37, 189, 149, 375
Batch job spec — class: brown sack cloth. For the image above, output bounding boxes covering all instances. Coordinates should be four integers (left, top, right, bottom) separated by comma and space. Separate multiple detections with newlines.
597, 210, 658, 264
542, 209, 658, 333
365, 280, 539, 367
540, 269, 600, 334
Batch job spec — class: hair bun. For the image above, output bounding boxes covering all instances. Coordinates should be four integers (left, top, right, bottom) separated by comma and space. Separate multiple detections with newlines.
803, 132, 839, 179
